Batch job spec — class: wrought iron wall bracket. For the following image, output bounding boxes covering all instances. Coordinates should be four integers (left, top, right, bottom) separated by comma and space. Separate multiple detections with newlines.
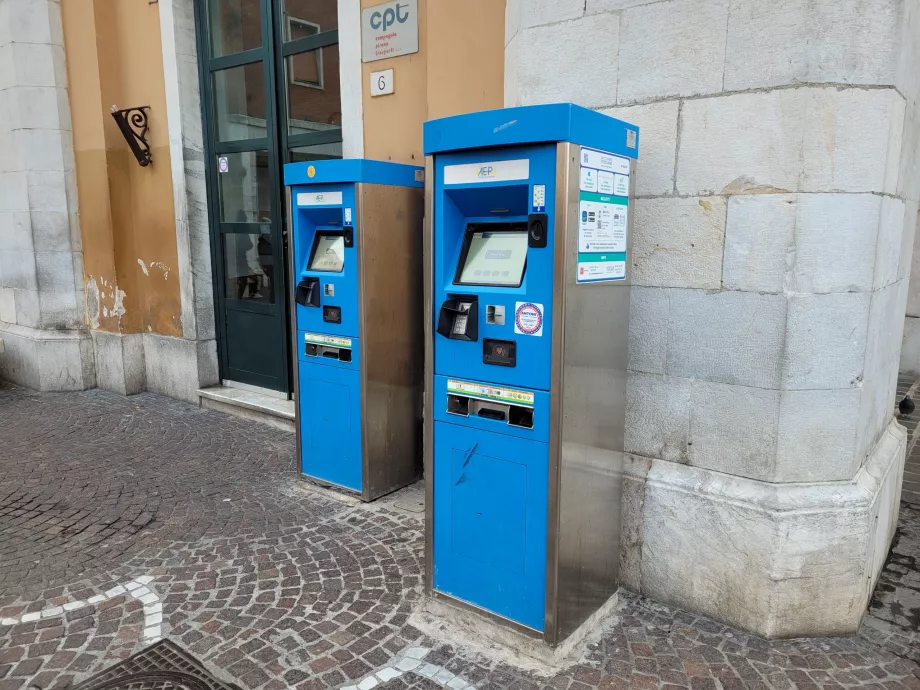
111, 105, 152, 167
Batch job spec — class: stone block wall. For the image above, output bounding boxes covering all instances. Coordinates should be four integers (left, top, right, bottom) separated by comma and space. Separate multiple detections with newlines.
507, 0, 920, 637
0, 0, 94, 390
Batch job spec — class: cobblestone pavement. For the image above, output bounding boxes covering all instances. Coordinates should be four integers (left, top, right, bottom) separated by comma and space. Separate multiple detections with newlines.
0, 382, 918, 690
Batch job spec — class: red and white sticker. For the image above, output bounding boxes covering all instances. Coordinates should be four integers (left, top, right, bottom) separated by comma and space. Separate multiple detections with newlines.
514, 302, 544, 337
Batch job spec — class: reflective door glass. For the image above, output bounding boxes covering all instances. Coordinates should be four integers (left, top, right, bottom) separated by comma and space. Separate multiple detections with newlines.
217, 151, 272, 223
285, 45, 341, 137
214, 64, 268, 141
209, 0, 262, 56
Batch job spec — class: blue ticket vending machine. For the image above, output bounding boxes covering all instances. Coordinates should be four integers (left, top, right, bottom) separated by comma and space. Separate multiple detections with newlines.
285, 160, 424, 501
423, 104, 639, 644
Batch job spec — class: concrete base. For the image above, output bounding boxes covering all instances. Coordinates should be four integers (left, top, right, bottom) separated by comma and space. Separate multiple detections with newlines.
144, 334, 219, 404
621, 418, 906, 639
0, 322, 95, 391
92, 331, 146, 396
409, 594, 620, 677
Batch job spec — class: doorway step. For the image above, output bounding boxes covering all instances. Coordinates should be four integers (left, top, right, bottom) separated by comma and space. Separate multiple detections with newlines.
197, 383, 294, 433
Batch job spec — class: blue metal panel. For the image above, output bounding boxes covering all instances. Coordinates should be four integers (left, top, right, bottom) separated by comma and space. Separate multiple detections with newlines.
433, 420, 548, 631
292, 183, 360, 339
432, 144, 557, 391
423, 104, 640, 160
432, 375, 549, 444
284, 158, 424, 187
298, 357, 363, 492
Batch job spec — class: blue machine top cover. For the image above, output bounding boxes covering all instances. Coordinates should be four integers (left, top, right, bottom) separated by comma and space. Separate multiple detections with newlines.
284, 158, 424, 188
423, 103, 639, 160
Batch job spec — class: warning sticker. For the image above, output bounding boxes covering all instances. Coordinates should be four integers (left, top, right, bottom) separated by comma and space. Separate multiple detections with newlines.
514, 302, 544, 337
304, 332, 352, 349
447, 379, 534, 407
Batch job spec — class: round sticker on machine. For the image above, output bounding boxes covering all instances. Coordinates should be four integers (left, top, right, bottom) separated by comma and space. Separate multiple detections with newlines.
307, 165, 316, 178
514, 302, 544, 337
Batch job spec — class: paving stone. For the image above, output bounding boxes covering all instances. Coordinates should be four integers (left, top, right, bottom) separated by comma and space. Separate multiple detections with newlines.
0, 382, 917, 690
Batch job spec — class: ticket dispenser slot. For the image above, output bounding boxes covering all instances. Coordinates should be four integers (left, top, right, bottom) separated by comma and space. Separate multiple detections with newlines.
305, 343, 352, 363
446, 393, 534, 429
295, 277, 320, 307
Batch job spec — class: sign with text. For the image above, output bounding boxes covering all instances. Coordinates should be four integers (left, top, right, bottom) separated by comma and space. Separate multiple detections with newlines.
361, 0, 418, 62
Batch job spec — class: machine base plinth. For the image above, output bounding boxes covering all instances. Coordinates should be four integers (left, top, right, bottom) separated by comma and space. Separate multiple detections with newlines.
409, 591, 621, 676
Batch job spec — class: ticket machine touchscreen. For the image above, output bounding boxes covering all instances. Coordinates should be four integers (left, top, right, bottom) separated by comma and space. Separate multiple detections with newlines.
455, 224, 528, 287
309, 233, 346, 272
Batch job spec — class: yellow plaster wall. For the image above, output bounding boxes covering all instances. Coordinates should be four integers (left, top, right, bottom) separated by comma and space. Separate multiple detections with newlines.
362, 0, 505, 164
62, 0, 182, 336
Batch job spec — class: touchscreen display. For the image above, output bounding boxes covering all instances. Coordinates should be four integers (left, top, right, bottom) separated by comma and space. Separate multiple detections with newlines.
309, 234, 345, 272
457, 231, 528, 286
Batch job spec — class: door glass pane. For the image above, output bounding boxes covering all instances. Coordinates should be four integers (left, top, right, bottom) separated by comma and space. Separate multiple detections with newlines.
281, 0, 337, 39
224, 233, 275, 303
209, 0, 262, 57
214, 63, 267, 141
285, 45, 341, 137
290, 141, 342, 162
217, 151, 272, 223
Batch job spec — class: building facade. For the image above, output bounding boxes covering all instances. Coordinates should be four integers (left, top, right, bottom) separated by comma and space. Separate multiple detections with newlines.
1, 0, 918, 639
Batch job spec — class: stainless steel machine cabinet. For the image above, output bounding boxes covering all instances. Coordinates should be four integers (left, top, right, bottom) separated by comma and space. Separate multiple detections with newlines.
422, 104, 640, 644
284, 159, 425, 501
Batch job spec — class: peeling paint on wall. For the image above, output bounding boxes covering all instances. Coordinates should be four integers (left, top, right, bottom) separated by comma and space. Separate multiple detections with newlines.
138, 258, 171, 280
86, 276, 101, 330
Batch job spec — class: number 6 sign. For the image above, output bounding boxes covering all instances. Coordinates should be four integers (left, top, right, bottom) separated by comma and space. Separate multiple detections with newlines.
370, 69, 394, 97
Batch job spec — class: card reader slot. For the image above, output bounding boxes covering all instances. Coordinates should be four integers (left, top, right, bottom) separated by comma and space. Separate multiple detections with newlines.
445, 394, 534, 429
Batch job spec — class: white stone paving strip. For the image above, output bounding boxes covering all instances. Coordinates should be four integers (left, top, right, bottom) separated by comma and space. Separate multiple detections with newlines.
0, 575, 163, 645
341, 647, 477, 690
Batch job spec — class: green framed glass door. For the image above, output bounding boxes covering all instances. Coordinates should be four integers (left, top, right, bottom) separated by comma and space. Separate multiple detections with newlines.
195, 0, 341, 394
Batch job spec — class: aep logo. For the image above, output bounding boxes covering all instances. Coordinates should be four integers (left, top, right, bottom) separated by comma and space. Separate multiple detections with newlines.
370, 2, 410, 31
477, 166, 495, 178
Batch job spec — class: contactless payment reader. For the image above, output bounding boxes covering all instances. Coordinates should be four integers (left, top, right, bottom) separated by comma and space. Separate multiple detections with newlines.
285, 159, 424, 501
423, 104, 639, 644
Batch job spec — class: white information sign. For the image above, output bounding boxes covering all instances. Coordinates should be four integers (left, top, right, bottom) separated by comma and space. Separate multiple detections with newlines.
370, 69, 394, 96
577, 147, 631, 283
361, 0, 419, 63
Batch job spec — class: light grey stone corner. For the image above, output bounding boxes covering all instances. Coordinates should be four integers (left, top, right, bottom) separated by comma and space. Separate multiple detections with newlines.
774, 387, 861, 482
505, 12, 619, 108
617, 0, 728, 104
781, 292, 871, 391
600, 100, 679, 197
627, 418, 905, 638
722, 193, 795, 293
667, 288, 786, 388
687, 380, 779, 481
92, 330, 146, 396
625, 372, 691, 463
788, 193, 882, 294
724, 0, 902, 93
144, 333, 218, 404
899, 315, 920, 374
628, 286, 669, 374
632, 196, 725, 289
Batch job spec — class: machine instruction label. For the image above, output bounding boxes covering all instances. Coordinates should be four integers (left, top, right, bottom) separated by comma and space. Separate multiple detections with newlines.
447, 379, 534, 407
304, 332, 352, 349
514, 301, 544, 337
577, 147, 630, 283
532, 184, 546, 212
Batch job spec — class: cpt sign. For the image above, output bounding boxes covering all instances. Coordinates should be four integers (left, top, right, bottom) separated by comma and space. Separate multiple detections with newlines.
477, 166, 495, 178
370, 2, 410, 31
